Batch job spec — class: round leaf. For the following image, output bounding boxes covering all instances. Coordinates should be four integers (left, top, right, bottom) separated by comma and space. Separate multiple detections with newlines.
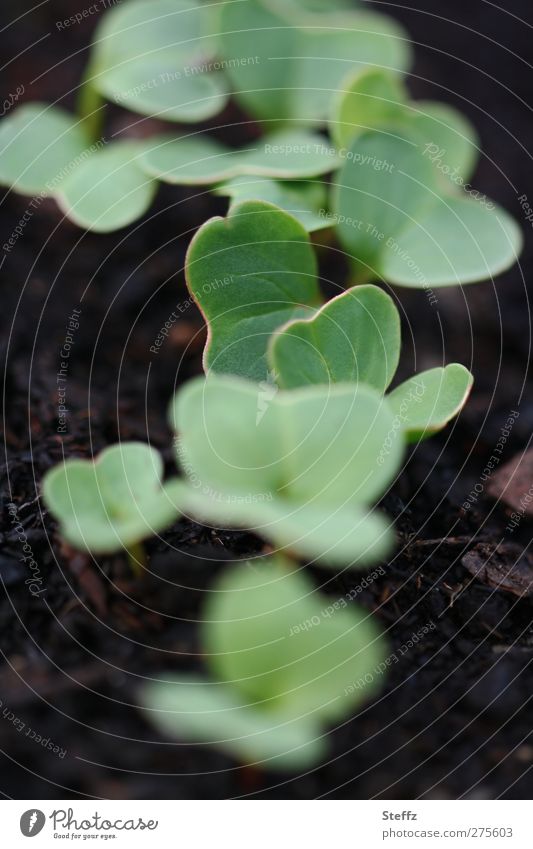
138, 130, 340, 185
330, 67, 408, 149
217, 0, 412, 124
142, 675, 325, 770
387, 364, 473, 442
55, 141, 157, 232
0, 104, 90, 195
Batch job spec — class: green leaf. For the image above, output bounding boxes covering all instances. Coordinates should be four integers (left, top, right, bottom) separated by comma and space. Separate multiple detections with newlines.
0, 104, 90, 195
142, 557, 385, 769
330, 68, 408, 149
406, 100, 479, 187
90, 0, 227, 122
55, 141, 157, 232
217, 0, 412, 124
138, 130, 340, 184
330, 68, 479, 185
380, 194, 523, 287
215, 176, 329, 232
269, 285, 400, 391
142, 675, 325, 770
42, 442, 181, 553
332, 127, 522, 286
169, 375, 404, 566
387, 364, 473, 441
185, 200, 321, 381
204, 558, 386, 721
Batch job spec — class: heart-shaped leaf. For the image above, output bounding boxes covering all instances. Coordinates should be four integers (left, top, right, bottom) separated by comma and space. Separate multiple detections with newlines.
0, 104, 90, 195
215, 176, 329, 232
90, 0, 227, 122
387, 364, 473, 442
142, 557, 385, 769
169, 374, 404, 566
269, 285, 400, 391
332, 127, 522, 286
217, 0, 412, 124
331, 68, 479, 186
138, 130, 340, 184
42, 442, 181, 553
55, 141, 157, 232
186, 200, 321, 381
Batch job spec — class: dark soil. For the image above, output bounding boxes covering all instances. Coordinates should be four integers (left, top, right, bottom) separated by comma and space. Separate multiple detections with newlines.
1, 0, 533, 799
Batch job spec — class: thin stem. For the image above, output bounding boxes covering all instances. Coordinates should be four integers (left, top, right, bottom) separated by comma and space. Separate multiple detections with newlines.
125, 541, 146, 577
348, 262, 378, 286
76, 67, 105, 143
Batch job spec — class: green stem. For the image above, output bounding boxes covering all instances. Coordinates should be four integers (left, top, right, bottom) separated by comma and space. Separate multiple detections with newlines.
348, 261, 378, 286
76, 67, 105, 143
125, 541, 146, 577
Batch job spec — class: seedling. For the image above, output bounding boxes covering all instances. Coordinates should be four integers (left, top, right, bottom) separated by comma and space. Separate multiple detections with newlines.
186, 200, 321, 381
142, 556, 386, 769
42, 443, 181, 570
268, 285, 474, 441
169, 373, 404, 567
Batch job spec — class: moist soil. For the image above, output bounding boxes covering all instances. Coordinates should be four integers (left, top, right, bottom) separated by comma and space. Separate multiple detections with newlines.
1, 0, 533, 799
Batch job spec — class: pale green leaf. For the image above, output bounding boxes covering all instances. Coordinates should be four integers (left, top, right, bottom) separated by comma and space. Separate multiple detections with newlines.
217, 0, 412, 124
138, 130, 340, 184
42, 442, 181, 553
185, 200, 321, 381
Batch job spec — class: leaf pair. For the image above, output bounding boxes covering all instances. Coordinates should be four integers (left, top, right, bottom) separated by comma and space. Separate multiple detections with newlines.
270, 286, 474, 442
169, 373, 404, 567
217, 0, 412, 124
331, 75, 522, 285
142, 556, 386, 769
42, 443, 181, 553
187, 200, 473, 440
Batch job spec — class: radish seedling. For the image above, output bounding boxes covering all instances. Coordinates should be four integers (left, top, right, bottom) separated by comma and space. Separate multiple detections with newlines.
169, 374, 404, 567
142, 556, 386, 769
42, 443, 181, 569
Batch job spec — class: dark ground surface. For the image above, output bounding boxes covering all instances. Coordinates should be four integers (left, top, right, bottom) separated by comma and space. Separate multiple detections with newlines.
1, 0, 533, 799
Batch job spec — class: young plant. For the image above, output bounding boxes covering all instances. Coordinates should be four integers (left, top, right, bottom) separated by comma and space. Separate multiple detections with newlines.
0, 0, 409, 231
42, 442, 181, 569
185, 199, 474, 440
330, 73, 522, 285
142, 556, 386, 770
169, 373, 404, 567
